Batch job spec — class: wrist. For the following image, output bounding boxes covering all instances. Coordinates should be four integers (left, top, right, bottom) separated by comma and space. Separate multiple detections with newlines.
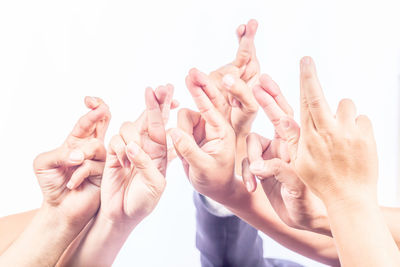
325, 191, 379, 218
39, 203, 81, 235
97, 209, 138, 236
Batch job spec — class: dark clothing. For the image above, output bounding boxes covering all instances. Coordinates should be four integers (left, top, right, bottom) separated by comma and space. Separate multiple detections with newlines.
194, 192, 304, 267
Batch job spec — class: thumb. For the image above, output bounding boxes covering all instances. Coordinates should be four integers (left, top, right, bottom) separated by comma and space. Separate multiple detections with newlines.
222, 73, 258, 114
169, 128, 211, 170
33, 147, 85, 170
249, 158, 305, 197
126, 142, 166, 187
279, 116, 300, 160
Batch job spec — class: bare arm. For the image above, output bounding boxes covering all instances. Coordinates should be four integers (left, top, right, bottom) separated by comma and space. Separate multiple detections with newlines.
218, 178, 340, 266
0, 209, 37, 255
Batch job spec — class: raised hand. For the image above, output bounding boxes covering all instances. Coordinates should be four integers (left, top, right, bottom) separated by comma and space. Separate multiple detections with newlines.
0, 97, 110, 267
285, 56, 400, 266
209, 19, 259, 138
56, 85, 176, 267
100, 85, 174, 226
242, 74, 329, 234
34, 96, 110, 224
288, 57, 378, 204
170, 69, 237, 202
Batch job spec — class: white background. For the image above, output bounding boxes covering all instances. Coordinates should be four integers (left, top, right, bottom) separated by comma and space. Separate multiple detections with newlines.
1, 0, 400, 266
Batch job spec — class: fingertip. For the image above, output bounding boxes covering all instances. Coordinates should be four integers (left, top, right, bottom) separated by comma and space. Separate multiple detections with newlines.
242, 158, 257, 193
69, 150, 84, 164
84, 96, 103, 109
246, 19, 258, 37
155, 85, 168, 103
259, 74, 280, 96
145, 87, 159, 109
236, 24, 246, 38
171, 99, 180, 109
300, 56, 316, 76
259, 73, 272, 85
66, 180, 75, 190
126, 141, 141, 159
246, 180, 256, 193
189, 68, 207, 86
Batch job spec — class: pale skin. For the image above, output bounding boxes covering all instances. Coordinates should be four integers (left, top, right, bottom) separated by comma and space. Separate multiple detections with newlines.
209, 19, 260, 175
170, 22, 340, 264
57, 85, 176, 267
0, 97, 111, 266
284, 56, 400, 266
243, 57, 400, 254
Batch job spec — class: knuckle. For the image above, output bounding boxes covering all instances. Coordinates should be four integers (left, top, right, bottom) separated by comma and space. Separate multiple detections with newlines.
149, 120, 164, 129
307, 96, 323, 109
33, 153, 45, 170
119, 121, 133, 135
237, 49, 251, 62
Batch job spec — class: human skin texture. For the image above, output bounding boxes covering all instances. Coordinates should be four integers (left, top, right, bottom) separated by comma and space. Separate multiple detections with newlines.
0, 97, 111, 267
58, 85, 176, 267
281, 56, 400, 267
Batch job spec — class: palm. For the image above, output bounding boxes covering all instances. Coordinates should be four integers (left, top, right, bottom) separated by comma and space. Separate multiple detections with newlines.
187, 117, 235, 189
34, 98, 110, 223
101, 86, 173, 224
102, 133, 166, 221
252, 74, 327, 229
210, 64, 258, 135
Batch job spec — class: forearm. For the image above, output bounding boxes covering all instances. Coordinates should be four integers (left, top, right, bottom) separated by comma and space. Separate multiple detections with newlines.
215, 178, 340, 266
327, 197, 400, 267
60, 211, 137, 267
0, 209, 38, 254
0, 205, 81, 267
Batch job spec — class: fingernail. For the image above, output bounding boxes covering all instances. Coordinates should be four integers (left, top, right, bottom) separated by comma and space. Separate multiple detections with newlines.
170, 129, 182, 143
249, 160, 264, 172
69, 150, 84, 163
301, 56, 311, 66
127, 142, 140, 157
246, 181, 253, 192
231, 98, 240, 107
89, 96, 100, 106
222, 74, 235, 89
66, 180, 75, 190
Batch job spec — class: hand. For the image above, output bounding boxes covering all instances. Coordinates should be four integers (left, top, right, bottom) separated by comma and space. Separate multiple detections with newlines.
287, 57, 379, 205
100, 85, 174, 226
170, 69, 236, 202
242, 74, 329, 234
33, 97, 111, 225
209, 19, 259, 137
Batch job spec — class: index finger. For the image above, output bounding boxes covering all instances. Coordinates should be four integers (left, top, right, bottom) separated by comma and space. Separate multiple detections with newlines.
145, 87, 166, 145
300, 57, 333, 130
259, 74, 294, 117
233, 19, 258, 68
185, 69, 226, 129
70, 99, 110, 140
